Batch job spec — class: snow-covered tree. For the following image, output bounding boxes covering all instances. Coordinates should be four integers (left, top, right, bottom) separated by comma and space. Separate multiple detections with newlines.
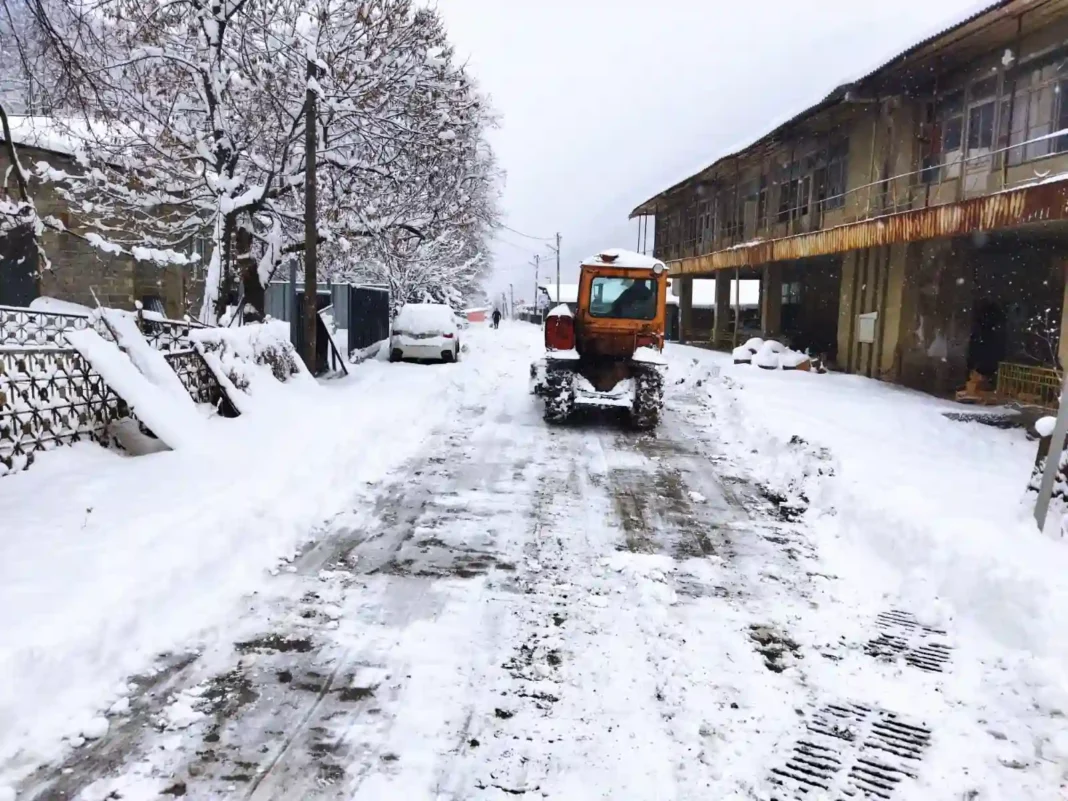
1, 0, 500, 320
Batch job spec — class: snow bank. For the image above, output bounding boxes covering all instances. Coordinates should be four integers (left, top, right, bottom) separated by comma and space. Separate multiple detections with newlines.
190, 321, 313, 414
66, 329, 206, 449
672, 344, 1068, 712
393, 303, 458, 336
0, 322, 529, 780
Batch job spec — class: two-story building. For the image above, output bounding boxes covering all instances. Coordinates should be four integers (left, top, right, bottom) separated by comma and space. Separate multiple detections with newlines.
632, 0, 1068, 404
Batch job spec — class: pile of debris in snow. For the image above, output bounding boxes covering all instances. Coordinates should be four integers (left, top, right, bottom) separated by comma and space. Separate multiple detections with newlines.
732, 338, 824, 373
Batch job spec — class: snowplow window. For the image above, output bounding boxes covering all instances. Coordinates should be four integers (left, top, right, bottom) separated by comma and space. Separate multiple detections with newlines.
589, 277, 657, 320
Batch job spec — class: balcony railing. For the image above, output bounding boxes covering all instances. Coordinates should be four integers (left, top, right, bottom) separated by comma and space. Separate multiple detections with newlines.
657, 126, 1068, 263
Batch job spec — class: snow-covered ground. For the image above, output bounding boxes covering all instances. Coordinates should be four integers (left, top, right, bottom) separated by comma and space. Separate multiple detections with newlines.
1, 323, 1066, 800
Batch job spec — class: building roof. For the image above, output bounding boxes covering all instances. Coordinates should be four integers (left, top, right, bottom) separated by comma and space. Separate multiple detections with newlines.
629, 0, 1024, 218
540, 284, 579, 304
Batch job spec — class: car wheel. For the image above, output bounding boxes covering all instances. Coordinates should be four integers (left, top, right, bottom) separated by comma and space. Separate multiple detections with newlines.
441, 349, 455, 364
389, 348, 404, 363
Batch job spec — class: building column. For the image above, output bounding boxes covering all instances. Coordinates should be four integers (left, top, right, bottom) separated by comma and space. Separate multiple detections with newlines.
679, 277, 693, 344
714, 272, 732, 347
761, 263, 783, 338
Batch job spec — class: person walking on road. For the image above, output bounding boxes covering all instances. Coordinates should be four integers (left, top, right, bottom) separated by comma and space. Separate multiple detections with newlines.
492, 308, 502, 329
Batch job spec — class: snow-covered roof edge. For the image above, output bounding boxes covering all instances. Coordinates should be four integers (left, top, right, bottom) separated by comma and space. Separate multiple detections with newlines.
581, 248, 666, 271
628, 0, 1010, 218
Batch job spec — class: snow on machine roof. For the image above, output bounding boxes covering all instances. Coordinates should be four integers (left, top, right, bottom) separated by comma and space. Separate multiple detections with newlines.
582, 248, 666, 273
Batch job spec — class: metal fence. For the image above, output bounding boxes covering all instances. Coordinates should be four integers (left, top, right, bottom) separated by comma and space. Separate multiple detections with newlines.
0, 304, 232, 476
265, 281, 390, 356
996, 362, 1061, 411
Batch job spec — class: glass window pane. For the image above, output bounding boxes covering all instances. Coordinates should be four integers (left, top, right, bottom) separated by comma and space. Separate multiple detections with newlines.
588, 277, 657, 320
944, 116, 964, 151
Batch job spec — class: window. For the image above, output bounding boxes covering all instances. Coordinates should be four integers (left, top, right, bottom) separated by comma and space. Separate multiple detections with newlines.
781, 281, 801, 305
821, 138, 849, 209
967, 102, 995, 149
588, 277, 657, 320
756, 175, 769, 228
943, 116, 964, 151
721, 187, 742, 240
1006, 54, 1068, 165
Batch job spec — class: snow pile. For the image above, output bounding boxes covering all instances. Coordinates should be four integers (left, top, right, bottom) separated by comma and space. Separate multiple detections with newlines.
98, 309, 194, 404
28, 297, 93, 316
1036, 416, 1057, 438
547, 303, 572, 318
731, 337, 810, 371
66, 328, 206, 449
393, 303, 458, 336
190, 321, 313, 413
753, 340, 785, 369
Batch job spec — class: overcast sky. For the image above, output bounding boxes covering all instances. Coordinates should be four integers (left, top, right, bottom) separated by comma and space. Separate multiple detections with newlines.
432, 0, 988, 303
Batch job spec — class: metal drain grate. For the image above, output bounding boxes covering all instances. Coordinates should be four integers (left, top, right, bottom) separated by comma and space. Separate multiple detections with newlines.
769, 703, 932, 800
864, 611, 952, 673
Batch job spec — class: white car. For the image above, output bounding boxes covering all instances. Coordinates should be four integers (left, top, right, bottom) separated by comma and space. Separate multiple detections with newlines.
389, 302, 461, 363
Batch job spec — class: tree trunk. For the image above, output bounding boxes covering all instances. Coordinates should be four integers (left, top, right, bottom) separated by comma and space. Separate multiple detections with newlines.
237, 223, 264, 322
214, 213, 235, 321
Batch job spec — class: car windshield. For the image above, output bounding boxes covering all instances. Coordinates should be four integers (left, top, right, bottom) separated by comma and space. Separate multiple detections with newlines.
588, 277, 656, 320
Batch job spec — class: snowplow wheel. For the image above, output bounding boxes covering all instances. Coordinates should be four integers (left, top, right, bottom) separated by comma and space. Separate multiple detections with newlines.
631, 368, 664, 430
543, 367, 574, 424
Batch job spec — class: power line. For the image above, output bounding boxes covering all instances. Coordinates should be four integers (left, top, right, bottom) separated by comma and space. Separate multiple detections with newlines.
492, 222, 555, 242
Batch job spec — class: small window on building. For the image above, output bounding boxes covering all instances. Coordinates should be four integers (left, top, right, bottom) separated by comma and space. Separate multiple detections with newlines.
781, 281, 801, 305
1005, 54, 1068, 165
943, 116, 964, 152
967, 101, 996, 149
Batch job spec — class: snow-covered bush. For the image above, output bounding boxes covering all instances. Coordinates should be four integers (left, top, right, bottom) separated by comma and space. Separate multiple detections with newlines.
191, 322, 312, 413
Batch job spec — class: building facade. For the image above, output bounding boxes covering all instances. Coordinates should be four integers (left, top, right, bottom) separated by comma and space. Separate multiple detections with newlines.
0, 128, 201, 318
633, 0, 1068, 402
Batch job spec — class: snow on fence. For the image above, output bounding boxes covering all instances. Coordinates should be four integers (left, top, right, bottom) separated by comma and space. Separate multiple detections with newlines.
0, 303, 235, 476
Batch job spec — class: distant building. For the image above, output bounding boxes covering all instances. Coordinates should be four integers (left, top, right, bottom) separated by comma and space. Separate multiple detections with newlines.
632, 0, 1068, 404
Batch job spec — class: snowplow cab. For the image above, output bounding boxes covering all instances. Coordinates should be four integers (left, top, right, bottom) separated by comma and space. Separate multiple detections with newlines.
575, 251, 667, 363
532, 248, 668, 429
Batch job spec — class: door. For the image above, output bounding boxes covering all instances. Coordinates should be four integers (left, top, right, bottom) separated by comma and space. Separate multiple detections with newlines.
0, 225, 39, 306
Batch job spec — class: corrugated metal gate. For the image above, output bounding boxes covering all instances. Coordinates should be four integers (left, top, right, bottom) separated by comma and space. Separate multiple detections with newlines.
266, 281, 390, 356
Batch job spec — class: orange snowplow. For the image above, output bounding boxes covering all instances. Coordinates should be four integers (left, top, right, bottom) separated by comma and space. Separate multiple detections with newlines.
531, 249, 668, 429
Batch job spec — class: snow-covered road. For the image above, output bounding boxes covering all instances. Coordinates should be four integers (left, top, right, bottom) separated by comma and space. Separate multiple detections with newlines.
4, 322, 1067, 800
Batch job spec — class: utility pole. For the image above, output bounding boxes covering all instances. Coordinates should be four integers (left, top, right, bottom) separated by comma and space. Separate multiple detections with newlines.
555, 232, 561, 306
530, 254, 540, 319
302, 57, 318, 373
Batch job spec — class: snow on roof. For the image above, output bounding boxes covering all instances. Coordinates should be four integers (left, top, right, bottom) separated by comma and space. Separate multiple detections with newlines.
667, 278, 759, 308
0, 116, 113, 158
582, 248, 666, 271
540, 284, 579, 304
